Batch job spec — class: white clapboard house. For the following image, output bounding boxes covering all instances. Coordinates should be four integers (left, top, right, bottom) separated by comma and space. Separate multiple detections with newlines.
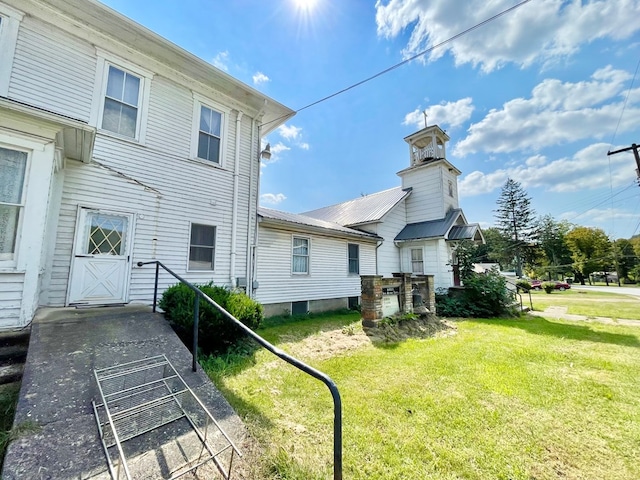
0, 0, 294, 329
255, 125, 484, 316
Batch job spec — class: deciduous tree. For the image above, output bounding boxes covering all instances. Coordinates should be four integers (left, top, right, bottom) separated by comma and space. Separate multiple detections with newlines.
565, 227, 611, 284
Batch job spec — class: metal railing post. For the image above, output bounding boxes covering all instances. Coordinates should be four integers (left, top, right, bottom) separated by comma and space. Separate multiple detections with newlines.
193, 293, 199, 372
136, 260, 342, 476
153, 262, 159, 313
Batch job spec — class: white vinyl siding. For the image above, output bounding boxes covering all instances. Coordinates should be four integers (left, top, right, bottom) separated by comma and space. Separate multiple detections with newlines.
9, 15, 95, 120
48, 109, 255, 306
402, 164, 447, 224
256, 226, 376, 305
0, 274, 23, 328
0, 4, 23, 96
375, 204, 407, 276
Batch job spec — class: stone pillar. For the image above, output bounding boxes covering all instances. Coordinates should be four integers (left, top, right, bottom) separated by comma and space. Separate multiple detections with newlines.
392, 272, 413, 313
361, 275, 383, 327
416, 274, 436, 312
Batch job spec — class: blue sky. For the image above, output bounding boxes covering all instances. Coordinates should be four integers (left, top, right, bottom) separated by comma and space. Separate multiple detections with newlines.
101, 0, 640, 240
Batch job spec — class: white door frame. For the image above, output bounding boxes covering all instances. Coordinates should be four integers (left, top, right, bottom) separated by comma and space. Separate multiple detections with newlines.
67, 206, 136, 305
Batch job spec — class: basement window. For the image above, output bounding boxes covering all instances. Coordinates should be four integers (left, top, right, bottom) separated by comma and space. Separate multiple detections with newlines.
291, 301, 308, 316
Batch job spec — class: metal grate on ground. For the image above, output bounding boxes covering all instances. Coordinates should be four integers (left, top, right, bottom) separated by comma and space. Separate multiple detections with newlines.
92, 355, 241, 479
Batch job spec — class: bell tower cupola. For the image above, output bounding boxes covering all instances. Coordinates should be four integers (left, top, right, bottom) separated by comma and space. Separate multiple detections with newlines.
404, 124, 450, 166
397, 124, 462, 223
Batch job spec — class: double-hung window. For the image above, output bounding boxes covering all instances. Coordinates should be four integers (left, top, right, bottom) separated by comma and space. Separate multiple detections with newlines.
91, 52, 152, 142
348, 243, 359, 274
411, 248, 424, 274
0, 146, 27, 261
189, 223, 216, 270
292, 236, 309, 274
102, 65, 141, 139
197, 105, 222, 163
191, 96, 228, 166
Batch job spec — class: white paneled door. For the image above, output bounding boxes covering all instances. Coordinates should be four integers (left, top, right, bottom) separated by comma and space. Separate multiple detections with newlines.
68, 208, 134, 305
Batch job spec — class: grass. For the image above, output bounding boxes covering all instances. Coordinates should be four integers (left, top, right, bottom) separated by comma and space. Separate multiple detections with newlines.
529, 289, 640, 320
0, 382, 20, 468
205, 309, 640, 479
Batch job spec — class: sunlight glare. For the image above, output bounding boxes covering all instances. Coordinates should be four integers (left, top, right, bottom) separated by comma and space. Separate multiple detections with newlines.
293, 0, 318, 13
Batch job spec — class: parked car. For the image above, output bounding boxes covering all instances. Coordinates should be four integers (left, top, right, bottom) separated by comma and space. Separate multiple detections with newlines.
553, 281, 571, 291
531, 280, 570, 291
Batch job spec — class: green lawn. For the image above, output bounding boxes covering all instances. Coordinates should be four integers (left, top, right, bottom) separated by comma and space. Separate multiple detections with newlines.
206, 311, 640, 479
528, 289, 640, 320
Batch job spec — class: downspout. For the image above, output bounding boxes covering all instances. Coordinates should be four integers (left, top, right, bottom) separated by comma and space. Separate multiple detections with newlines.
230, 110, 244, 288
248, 101, 267, 298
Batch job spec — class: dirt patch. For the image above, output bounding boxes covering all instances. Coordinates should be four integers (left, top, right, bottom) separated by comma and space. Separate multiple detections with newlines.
284, 317, 456, 361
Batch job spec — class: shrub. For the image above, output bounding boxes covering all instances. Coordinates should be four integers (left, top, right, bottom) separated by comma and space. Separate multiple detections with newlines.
159, 282, 263, 354
542, 282, 556, 294
516, 279, 531, 292
436, 270, 517, 318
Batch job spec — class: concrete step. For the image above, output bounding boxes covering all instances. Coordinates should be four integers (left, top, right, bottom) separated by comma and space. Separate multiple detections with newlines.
0, 344, 28, 363
0, 329, 30, 348
0, 363, 24, 386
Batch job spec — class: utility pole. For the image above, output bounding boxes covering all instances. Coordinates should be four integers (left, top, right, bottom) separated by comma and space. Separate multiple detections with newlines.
607, 143, 640, 184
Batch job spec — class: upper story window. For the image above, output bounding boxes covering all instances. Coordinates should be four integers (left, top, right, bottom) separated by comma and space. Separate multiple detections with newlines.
348, 243, 359, 274
448, 180, 454, 197
292, 236, 309, 274
189, 223, 216, 271
0, 4, 24, 96
191, 95, 229, 166
90, 51, 153, 143
102, 66, 141, 138
411, 248, 424, 274
0, 146, 28, 261
198, 105, 222, 163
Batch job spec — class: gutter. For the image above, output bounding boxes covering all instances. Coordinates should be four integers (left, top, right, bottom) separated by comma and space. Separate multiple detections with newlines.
229, 110, 244, 288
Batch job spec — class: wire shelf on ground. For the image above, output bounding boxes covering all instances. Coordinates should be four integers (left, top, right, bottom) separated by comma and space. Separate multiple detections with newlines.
92, 354, 241, 479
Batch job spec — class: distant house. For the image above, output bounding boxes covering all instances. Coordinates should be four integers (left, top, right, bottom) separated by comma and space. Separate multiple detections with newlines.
0, 0, 293, 328
255, 125, 483, 315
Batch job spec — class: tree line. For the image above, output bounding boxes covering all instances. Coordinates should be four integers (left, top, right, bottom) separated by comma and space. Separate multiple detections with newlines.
476, 178, 640, 285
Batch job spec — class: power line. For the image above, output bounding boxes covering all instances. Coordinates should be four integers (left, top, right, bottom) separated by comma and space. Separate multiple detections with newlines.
260, 0, 533, 129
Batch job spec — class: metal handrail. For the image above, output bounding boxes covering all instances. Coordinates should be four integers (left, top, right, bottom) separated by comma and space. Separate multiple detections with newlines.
137, 260, 343, 480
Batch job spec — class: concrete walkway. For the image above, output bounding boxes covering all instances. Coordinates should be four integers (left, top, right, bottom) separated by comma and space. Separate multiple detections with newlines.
528, 306, 640, 327
2, 306, 253, 480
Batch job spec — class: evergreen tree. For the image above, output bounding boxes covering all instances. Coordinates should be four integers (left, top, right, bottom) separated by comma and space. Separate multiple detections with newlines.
494, 178, 536, 277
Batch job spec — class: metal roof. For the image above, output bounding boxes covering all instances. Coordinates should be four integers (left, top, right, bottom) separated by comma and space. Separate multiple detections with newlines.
395, 208, 470, 241
448, 224, 481, 241
258, 207, 380, 240
302, 187, 411, 226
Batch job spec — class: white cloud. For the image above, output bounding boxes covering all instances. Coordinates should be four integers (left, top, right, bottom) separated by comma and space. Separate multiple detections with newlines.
277, 124, 302, 140
376, 0, 640, 72
270, 142, 291, 155
211, 51, 230, 71
253, 71, 270, 85
559, 207, 639, 224
404, 98, 474, 129
299, 142, 310, 150
260, 193, 287, 205
458, 143, 634, 197
525, 155, 547, 167
454, 67, 639, 156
